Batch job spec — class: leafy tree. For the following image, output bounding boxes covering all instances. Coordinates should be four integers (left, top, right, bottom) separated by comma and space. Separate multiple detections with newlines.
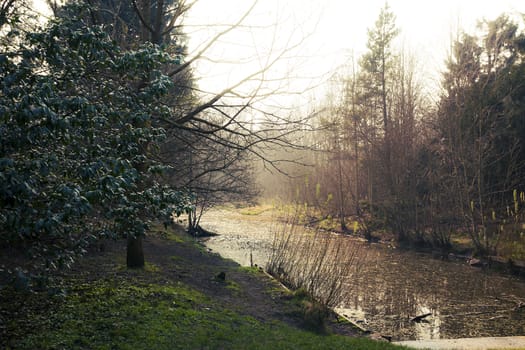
1, 0, 41, 49
435, 14, 525, 255
68, 0, 304, 235
0, 3, 192, 282
0, 0, 17, 28
1, 0, 310, 279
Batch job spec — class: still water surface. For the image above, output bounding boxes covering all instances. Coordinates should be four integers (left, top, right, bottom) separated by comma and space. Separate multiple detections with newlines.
200, 208, 525, 341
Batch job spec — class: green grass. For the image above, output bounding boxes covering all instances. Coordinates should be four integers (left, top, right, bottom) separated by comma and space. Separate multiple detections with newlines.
239, 204, 273, 216
319, 216, 339, 231
150, 222, 186, 243
116, 261, 161, 273
7, 279, 405, 350
2, 220, 406, 349
237, 265, 265, 277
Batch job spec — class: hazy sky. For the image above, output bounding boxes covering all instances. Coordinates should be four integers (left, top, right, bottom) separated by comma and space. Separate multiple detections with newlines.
185, 0, 525, 103
32, 0, 525, 104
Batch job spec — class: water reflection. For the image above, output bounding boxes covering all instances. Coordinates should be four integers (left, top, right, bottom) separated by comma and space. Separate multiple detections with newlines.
338, 244, 525, 340
200, 209, 525, 341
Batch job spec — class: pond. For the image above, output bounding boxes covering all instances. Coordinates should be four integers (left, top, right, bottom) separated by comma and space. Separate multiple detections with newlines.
199, 208, 525, 341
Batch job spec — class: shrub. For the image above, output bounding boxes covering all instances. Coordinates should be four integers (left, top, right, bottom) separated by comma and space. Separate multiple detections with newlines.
267, 206, 364, 311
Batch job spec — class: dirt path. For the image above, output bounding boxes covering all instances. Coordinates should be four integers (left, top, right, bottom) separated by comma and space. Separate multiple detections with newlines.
142, 233, 301, 326
65, 226, 362, 337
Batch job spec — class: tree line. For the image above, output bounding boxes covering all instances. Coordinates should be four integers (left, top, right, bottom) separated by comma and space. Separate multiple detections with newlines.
2, 0, 524, 287
280, 4, 525, 258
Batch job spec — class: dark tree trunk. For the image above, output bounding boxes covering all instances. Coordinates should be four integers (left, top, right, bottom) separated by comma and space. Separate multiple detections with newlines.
127, 235, 145, 268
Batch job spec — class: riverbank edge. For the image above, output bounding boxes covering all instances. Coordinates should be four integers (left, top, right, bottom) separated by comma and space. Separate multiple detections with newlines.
259, 267, 393, 338
189, 221, 396, 343
316, 227, 525, 277
229, 203, 525, 278
0, 223, 406, 349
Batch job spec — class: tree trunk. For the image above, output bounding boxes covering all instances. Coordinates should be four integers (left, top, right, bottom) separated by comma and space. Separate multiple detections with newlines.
139, 0, 151, 42
337, 148, 347, 231
127, 235, 145, 268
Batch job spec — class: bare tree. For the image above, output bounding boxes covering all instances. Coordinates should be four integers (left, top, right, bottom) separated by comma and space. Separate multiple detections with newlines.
47, 0, 317, 265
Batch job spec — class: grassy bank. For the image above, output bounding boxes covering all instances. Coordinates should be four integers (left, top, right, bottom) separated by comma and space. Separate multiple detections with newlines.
1, 224, 405, 350
256, 201, 525, 264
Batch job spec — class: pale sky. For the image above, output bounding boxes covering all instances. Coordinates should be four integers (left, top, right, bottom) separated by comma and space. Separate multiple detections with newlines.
185, 0, 525, 106
31, 0, 525, 107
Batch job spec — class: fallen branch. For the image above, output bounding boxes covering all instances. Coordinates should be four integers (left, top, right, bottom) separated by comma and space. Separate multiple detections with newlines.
410, 313, 432, 322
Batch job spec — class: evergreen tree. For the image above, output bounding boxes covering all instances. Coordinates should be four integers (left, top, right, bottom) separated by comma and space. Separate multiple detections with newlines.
359, 2, 399, 199
435, 14, 525, 254
0, 3, 192, 280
